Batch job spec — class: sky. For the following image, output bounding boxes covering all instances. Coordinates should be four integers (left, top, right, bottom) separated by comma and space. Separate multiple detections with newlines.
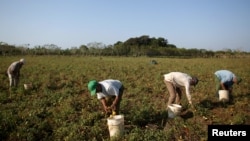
0, 0, 250, 52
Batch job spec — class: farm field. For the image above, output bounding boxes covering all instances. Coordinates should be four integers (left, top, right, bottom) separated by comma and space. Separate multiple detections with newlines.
0, 56, 250, 141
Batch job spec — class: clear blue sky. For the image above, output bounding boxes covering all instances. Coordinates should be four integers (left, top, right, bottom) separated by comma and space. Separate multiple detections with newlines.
1, 0, 250, 52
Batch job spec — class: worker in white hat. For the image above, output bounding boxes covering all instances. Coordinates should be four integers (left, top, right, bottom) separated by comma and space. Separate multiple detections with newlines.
7, 58, 25, 87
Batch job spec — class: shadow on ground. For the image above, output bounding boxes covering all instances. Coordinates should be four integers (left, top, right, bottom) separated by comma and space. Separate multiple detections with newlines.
198, 99, 234, 109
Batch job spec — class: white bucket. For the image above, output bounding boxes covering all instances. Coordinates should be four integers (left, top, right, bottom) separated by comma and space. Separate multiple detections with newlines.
24, 83, 33, 90
167, 104, 182, 118
107, 115, 124, 138
218, 90, 229, 102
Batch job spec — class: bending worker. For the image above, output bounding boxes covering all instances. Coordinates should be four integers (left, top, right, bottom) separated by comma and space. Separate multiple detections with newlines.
7, 58, 25, 87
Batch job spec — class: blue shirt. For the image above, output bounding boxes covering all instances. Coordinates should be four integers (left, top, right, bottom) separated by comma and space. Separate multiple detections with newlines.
214, 70, 235, 86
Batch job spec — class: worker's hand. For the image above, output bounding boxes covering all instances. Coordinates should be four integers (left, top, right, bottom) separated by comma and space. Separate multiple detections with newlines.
104, 106, 111, 114
188, 103, 196, 112
108, 104, 115, 111
111, 103, 116, 108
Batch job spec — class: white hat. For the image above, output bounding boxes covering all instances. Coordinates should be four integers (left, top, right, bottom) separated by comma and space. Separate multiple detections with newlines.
20, 58, 25, 64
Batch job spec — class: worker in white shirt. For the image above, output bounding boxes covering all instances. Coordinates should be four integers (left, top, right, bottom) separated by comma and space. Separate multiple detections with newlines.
88, 79, 124, 115
163, 72, 198, 109
7, 58, 25, 87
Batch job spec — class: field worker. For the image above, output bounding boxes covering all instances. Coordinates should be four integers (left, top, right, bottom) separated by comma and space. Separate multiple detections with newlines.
88, 79, 124, 115
214, 70, 242, 98
163, 72, 199, 109
7, 58, 25, 87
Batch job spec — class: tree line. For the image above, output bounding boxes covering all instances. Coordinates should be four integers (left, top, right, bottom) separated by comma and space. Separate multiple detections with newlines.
0, 35, 248, 58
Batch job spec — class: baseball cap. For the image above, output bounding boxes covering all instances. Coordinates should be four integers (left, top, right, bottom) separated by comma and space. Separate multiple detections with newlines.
88, 80, 98, 96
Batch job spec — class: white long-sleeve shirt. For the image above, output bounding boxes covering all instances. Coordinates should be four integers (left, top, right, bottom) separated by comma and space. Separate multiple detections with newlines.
163, 72, 192, 103
96, 79, 122, 100
7, 61, 23, 76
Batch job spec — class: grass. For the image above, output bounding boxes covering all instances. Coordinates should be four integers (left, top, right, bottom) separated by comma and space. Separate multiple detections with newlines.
0, 55, 250, 141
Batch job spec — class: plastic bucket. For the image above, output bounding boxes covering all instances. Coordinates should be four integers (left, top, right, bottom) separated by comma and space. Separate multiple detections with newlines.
167, 104, 182, 118
218, 90, 229, 102
107, 115, 124, 138
24, 83, 33, 90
